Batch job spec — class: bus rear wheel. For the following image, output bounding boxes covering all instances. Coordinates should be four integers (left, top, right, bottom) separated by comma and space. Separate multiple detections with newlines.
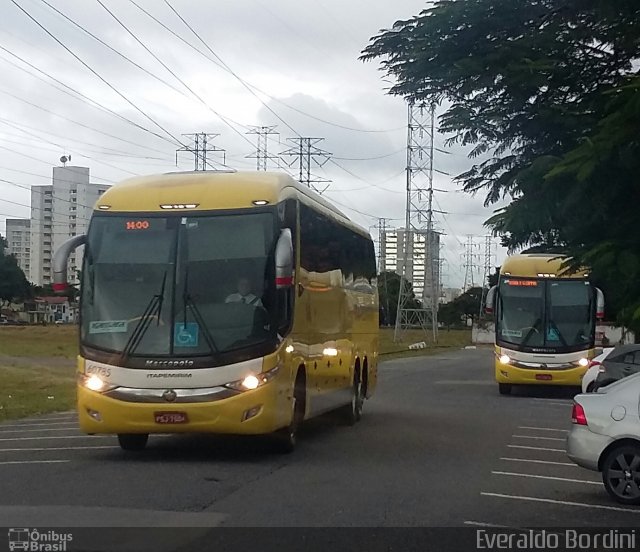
117, 433, 148, 451
498, 383, 512, 395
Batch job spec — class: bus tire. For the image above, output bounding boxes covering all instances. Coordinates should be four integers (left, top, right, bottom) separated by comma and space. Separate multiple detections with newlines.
498, 383, 512, 395
272, 372, 305, 453
339, 370, 363, 426
117, 433, 148, 451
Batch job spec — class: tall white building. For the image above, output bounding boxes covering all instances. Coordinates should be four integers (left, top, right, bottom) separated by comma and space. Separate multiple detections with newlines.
381, 227, 441, 306
7, 165, 109, 286
5, 219, 31, 281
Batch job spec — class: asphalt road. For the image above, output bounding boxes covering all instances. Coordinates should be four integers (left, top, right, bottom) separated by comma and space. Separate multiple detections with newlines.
2, 347, 640, 536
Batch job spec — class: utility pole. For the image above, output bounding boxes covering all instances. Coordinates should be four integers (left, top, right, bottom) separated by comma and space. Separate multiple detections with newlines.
176, 133, 225, 170
394, 102, 440, 343
246, 126, 279, 171
280, 137, 331, 193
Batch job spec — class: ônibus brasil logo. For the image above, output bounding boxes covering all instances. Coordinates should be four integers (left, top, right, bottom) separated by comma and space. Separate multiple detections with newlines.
7, 529, 73, 552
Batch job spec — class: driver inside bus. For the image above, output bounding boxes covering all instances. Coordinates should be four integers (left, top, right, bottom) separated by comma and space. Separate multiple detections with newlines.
225, 276, 263, 307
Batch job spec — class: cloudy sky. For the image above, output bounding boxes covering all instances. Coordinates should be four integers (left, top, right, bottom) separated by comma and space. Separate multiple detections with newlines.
0, 0, 508, 288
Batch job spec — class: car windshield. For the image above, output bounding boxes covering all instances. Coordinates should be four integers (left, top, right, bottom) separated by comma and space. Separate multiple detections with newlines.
81, 212, 276, 357
497, 278, 594, 349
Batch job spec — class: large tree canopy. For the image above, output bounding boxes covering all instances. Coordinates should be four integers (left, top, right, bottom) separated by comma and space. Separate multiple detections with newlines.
362, 0, 640, 329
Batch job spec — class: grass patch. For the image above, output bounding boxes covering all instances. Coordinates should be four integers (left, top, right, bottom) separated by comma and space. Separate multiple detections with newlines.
0, 363, 76, 421
379, 327, 472, 360
0, 326, 78, 358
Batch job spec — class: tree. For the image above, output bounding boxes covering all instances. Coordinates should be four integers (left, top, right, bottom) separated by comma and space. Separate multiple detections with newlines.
377, 271, 421, 326
362, 0, 640, 331
0, 236, 30, 305
438, 287, 485, 329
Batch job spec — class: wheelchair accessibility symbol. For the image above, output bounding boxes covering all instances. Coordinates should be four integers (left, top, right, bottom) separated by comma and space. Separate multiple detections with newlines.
174, 322, 199, 347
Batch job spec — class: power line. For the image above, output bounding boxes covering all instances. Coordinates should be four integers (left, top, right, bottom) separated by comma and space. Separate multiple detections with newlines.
129, 0, 404, 135
9, 0, 182, 146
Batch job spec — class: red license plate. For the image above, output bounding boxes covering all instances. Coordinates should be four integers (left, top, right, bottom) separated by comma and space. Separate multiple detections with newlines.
535, 374, 553, 381
154, 411, 189, 424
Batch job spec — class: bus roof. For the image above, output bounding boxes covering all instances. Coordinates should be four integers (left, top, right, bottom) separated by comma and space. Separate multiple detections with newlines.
500, 253, 589, 278
95, 170, 371, 238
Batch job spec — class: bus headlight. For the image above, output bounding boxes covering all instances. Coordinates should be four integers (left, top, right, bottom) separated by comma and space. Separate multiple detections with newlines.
78, 374, 117, 393
225, 365, 281, 392
578, 358, 589, 367
499, 355, 511, 365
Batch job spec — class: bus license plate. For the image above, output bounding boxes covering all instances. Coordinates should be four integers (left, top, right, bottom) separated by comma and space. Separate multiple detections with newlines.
535, 374, 552, 381
154, 412, 188, 424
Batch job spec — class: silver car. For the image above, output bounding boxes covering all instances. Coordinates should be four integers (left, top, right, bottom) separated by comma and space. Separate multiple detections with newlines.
567, 372, 640, 505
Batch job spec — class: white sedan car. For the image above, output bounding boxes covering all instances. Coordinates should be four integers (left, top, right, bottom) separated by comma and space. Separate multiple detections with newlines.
581, 347, 614, 393
567, 372, 640, 504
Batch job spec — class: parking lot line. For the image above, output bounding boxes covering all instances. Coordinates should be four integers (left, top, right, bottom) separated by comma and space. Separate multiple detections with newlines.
512, 435, 566, 441
500, 457, 578, 467
0, 427, 80, 435
0, 421, 78, 429
0, 460, 70, 465
464, 521, 510, 528
518, 426, 568, 433
481, 492, 640, 514
507, 444, 566, 452
491, 471, 601, 485
0, 435, 111, 442
0, 446, 118, 452
530, 398, 573, 404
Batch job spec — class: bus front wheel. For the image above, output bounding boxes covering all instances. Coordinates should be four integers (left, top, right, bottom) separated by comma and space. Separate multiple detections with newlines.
272, 374, 305, 453
117, 433, 148, 451
498, 383, 512, 395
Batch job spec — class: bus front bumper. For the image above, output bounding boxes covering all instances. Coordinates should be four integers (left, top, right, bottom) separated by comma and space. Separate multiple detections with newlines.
495, 363, 586, 386
77, 382, 290, 436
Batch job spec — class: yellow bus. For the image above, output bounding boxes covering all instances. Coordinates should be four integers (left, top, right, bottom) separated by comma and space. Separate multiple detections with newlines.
485, 253, 604, 395
54, 171, 378, 452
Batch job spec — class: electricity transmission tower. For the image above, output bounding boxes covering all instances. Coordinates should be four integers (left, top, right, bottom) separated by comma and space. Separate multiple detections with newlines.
371, 217, 393, 326
394, 102, 440, 343
478, 235, 497, 320
280, 137, 331, 193
462, 235, 481, 292
176, 133, 226, 170
246, 126, 280, 170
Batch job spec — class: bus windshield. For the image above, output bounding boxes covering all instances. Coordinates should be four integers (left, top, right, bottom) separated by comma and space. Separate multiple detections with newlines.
497, 278, 594, 350
81, 212, 276, 358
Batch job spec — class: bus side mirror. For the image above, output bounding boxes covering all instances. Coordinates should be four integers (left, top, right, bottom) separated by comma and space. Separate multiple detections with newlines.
52, 235, 86, 293
275, 228, 294, 289
485, 285, 497, 315
596, 287, 605, 320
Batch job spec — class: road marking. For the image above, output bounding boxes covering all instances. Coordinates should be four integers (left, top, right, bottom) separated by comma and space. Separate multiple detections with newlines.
518, 426, 568, 433
0, 446, 118, 452
0, 460, 70, 465
500, 457, 578, 467
507, 444, 566, 452
481, 492, 640, 514
0, 427, 79, 435
464, 521, 510, 528
0, 421, 77, 429
0, 435, 111, 442
530, 399, 573, 406
531, 398, 573, 403
492, 471, 601, 485
512, 435, 566, 442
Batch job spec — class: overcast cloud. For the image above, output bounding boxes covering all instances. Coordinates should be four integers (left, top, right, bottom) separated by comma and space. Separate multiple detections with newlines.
0, 0, 508, 288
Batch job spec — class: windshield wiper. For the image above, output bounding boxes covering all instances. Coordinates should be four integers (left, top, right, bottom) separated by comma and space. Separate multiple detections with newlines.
120, 271, 167, 361
180, 266, 218, 353
521, 318, 542, 346
547, 319, 568, 347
